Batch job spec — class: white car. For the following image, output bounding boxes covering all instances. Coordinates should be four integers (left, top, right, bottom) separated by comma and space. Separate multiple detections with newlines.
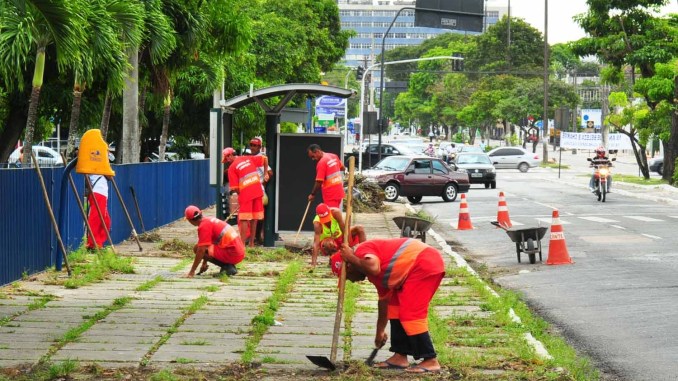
487, 146, 541, 172
9, 146, 64, 167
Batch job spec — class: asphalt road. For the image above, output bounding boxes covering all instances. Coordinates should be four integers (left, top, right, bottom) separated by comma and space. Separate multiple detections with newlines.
413, 147, 678, 381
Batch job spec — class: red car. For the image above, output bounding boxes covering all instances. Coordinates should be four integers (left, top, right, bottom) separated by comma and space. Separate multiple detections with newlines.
362, 155, 471, 204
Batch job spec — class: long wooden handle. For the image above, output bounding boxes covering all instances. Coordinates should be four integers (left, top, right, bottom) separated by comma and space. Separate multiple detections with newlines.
110, 178, 142, 251
330, 156, 355, 363
294, 200, 312, 243
31, 152, 72, 276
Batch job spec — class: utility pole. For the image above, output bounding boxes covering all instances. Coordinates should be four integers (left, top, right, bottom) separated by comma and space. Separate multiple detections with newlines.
542, 0, 549, 163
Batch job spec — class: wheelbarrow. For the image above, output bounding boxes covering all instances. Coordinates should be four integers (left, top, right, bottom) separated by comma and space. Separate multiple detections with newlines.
491, 221, 548, 264
393, 216, 433, 243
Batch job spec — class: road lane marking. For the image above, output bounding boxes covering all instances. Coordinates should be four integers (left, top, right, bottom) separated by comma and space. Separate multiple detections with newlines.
536, 217, 570, 225
610, 225, 626, 230
625, 216, 664, 222
641, 233, 662, 240
578, 216, 619, 223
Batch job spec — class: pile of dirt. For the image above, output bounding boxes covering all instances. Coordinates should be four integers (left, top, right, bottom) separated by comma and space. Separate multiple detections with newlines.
349, 175, 387, 213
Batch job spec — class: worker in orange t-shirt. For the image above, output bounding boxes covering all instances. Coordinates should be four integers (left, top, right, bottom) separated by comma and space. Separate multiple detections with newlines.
307, 144, 345, 208
330, 238, 445, 374
183, 205, 245, 278
225, 149, 268, 247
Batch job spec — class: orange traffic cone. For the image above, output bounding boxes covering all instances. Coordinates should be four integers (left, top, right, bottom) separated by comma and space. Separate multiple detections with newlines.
496, 191, 512, 228
455, 193, 474, 230
546, 209, 573, 265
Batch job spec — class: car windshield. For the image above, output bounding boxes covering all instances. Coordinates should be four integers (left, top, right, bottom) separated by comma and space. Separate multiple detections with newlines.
372, 156, 411, 171
457, 154, 491, 165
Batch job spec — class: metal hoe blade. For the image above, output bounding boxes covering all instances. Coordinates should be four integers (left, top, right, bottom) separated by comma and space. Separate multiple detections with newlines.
365, 347, 380, 366
306, 355, 336, 371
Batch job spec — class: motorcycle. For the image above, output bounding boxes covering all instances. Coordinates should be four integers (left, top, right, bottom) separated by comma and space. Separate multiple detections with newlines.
587, 157, 616, 202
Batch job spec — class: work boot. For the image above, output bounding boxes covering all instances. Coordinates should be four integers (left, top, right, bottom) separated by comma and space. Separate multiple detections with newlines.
219, 264, 238, 276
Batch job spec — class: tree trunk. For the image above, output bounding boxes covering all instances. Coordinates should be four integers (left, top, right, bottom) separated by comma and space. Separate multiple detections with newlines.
665, 75, 678, 184
100, 91, 112, 140
23, 48, 47, 166
122, 46, 140, 163
158, 91, 172, 162
65, 80, 83, 159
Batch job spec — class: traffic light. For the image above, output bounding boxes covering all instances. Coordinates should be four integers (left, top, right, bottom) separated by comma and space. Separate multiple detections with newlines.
452, 53, 464, 72
356, 65, 365, 80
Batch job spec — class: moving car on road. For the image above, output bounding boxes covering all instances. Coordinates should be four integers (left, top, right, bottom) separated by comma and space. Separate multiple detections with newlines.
487, 146, 540, 172
454, 152, 496, 189
363, 155, 470, 203
345, 143, 420, 169
649, 156, 663, 175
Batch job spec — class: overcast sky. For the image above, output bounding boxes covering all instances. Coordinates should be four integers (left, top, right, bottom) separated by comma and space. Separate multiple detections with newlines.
487, 0, 678, 44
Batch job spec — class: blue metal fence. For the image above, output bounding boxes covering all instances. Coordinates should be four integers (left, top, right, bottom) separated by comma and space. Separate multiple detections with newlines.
0, 160, 214, 286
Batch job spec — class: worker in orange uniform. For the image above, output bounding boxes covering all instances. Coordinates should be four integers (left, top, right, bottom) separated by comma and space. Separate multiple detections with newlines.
184, 205, 245, 277
224, 148, 268, 247
329, 238, 445, 373
307, 144, 345, 208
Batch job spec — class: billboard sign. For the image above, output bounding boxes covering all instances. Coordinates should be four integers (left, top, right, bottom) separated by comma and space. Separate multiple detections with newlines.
581, 109, 602, 130
415, 0, 484, 32
315, 96, 346, 117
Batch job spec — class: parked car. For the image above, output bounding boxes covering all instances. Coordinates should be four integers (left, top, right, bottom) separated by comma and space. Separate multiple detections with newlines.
487, 146, 541, 172
362, 155, 470, 203
454, 152, 496, 189
649, 156, 663, 175
345, 143, 420, 169
8, 146, 64, 167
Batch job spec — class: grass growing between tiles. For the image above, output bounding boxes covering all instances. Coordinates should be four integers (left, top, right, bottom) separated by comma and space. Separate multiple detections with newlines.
41, 247, 135, 289
241, 260, 302, 363
428, 265, 600, 380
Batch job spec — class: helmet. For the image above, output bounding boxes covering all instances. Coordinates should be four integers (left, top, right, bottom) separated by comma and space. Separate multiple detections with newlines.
595, 146, 605, 155
221, 147, 235, 163
184, 205, 202, 221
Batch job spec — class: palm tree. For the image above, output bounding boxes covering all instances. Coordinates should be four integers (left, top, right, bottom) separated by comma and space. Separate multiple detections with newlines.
0, 0, 84, 165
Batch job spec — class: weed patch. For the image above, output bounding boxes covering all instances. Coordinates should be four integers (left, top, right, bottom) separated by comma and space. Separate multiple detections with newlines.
241, 261, 302, 363
159, 239, 193, 255
246, 247, 299, 262
135, 276, 163, 292
60, 248, 134, 289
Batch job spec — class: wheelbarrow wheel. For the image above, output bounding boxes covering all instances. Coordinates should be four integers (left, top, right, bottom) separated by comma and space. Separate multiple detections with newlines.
527, 238, 536, 264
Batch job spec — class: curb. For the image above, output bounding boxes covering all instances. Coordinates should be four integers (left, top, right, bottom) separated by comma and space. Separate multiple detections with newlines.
405, 203, 553, 360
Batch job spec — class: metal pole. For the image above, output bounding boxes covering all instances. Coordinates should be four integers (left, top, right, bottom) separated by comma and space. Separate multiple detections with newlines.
110, 178, 143, 251
344, 69, 353, 147
542, 0, 549, 163
31, 152, 72, 276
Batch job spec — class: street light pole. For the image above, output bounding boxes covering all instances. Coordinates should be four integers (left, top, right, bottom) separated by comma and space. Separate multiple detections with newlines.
542, 0, 549, 163
357, 56, 461, 172
344, 68, 353, 146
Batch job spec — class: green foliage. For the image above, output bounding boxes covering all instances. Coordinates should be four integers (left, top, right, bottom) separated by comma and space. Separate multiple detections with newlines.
63, 249, 134, 289
47, 359, 80, 379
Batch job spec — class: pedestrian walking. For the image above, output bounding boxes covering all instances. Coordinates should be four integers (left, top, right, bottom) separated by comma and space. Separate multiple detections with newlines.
428, 130, 434, 142
307, 144, 345, 209
331, 238, 445, 373
183, 205, 244, 277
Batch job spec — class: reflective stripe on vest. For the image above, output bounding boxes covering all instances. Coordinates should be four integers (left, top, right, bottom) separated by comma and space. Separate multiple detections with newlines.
382, 239, 425, 289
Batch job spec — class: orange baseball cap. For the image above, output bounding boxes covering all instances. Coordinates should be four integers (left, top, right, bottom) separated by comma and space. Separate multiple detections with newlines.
249, 137, 262, 146
184, 205, 201, 221
316, 203, 331, 224
221, 147, 235, 163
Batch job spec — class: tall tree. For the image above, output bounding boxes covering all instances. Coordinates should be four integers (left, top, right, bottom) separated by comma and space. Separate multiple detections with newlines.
0, 0, 84, 165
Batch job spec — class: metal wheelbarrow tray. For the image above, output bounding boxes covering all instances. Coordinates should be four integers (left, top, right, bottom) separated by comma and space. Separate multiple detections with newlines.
491, 221, 548, 264
393, 216, 433, 243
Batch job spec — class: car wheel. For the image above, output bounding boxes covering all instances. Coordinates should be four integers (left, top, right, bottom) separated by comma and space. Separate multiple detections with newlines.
384, 183, 400, 202
658, 163, 663, 176
407, 196, 423, 204
518, 162, 529, 172
484, 183, 490, 189
442, 183, 458, 202
491, 181, 497, 189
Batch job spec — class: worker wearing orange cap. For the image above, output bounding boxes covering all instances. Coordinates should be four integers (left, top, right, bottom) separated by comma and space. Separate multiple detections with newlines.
307, 144, 345, 208
225, 148, 268, 247
184, 205, 245, 277
330, 238, 445, 374
312, 203, 365, 266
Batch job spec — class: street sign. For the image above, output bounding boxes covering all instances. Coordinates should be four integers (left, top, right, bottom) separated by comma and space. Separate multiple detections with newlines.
415, 0, 484, 33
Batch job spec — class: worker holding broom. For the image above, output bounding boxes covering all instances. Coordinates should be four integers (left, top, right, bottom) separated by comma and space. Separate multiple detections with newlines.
307, 144, 345, 208
183, 205, 244, 277
312, 203, 365, 266
327, 237, 445, 374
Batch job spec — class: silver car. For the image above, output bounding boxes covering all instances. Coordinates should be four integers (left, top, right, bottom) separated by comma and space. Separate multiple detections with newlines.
487, 147, 541, 172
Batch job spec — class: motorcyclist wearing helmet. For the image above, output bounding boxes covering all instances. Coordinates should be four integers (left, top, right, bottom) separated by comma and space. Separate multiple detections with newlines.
589, 146, 612, 192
